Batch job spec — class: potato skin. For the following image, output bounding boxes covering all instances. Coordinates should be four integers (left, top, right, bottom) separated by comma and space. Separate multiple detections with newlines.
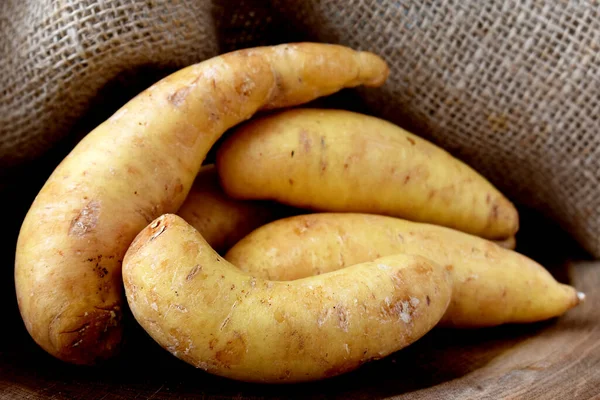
226, 213, 582, 327
217, 108, 519, 240
178, 165, 288, 254
14, 43, 389, 364
123, 214, 452, 383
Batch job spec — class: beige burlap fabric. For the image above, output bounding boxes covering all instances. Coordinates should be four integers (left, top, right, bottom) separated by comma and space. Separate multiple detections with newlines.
1, 0, 599, 257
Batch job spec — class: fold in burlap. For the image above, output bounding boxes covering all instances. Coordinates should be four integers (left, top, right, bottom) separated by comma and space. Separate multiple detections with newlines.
1, 0, 598, 257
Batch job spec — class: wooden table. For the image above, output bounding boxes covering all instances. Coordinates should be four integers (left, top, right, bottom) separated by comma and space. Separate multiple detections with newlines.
1, 163, 599, 399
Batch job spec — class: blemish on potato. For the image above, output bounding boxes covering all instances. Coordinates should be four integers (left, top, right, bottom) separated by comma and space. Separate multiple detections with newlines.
299, 130, 312, 152
186, 265, 203, 281
274, 310, 285, 323
174, 304, 188, 313
219, 301, 238, 330
214, 331, 246, 367
337, 306, 349, 332
235, 75, 255, 97
406, 137, 416, 146
168, 86, 192, 107
69, 200, 101, 237
94, 263, 109, 278
317, 308, 333, 327
150, 225, 166, 241
490, 203, 499, 220
279, 370, 292, 380
320, 160, 328, 173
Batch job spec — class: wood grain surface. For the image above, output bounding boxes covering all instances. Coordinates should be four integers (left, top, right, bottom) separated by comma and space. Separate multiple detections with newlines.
1, 157, 599, 399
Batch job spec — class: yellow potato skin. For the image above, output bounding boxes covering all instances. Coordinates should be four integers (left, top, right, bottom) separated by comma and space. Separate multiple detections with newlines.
178, 165, 285, 254
123, 214, 452, 383
217, 108, 519, 240
14, 43, 389, 364
226, 213, 582, 328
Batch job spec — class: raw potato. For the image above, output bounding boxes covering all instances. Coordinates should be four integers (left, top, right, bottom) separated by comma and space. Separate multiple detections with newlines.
178, 164, 288, 254
217, 108, 519, 240
14, 43, 389, 364
226, 213, 583, 327
122, 214, 452, 383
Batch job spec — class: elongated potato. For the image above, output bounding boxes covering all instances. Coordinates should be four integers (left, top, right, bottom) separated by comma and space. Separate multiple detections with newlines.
123, 214, 452, 383
226, 213, 582, 327
15, 43, 389, 364
178, 164, 289, 254
217, 108, 519, 240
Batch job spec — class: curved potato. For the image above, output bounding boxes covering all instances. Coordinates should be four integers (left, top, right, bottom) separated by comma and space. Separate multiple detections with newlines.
122, 214, 452, 383
217, 108, 519, 240
178, 164, 289, 254
15, 43, 389, 364
226, 213, 582, 327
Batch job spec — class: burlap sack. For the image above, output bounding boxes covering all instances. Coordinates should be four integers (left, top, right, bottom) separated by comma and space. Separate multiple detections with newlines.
1, 0, 599, 257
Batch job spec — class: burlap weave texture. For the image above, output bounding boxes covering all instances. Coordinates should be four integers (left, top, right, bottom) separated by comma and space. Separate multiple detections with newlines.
1, 0, 599, 257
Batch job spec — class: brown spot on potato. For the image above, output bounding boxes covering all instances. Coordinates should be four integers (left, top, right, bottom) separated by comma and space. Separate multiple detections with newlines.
209, 338, 218, 350
235, 76, 255, 97
407, 137, 416, 146
320, 160, 328, 173
491, 203, 499, 220
486, 193, 492, 204
215, 332, 246, 367
168, 86, 192, 107
186, 264, 202, 281
94, 263, 109, 278
426, 295, 431, 306
69, 200, 101, 237
404, 175, 411, 184
289, 178, 294, 185
445, 265, 454, 271
127, 165, 141, 175
414, 263, 432, 275
274, 310, 285, 323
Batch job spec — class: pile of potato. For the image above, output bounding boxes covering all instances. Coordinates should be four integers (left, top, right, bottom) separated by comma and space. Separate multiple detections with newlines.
14, 43, 582, 383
